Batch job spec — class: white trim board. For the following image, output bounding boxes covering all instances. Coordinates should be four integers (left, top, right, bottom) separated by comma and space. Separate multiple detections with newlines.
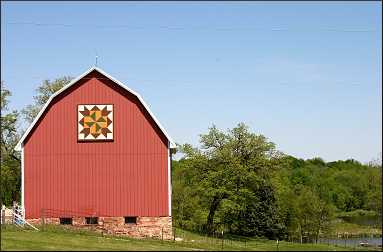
168, 142, 172, 216
21, 145, 25, 218
14, 67, 176, 151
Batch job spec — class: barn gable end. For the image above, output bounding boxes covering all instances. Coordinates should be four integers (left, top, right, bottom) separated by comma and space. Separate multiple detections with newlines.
15, 67, 176, 151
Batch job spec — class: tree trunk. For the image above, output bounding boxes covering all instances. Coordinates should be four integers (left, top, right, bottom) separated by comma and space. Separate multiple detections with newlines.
206, 195, 223, 234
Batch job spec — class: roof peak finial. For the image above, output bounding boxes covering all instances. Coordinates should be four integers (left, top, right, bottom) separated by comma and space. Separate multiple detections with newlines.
94, 49, 99, 67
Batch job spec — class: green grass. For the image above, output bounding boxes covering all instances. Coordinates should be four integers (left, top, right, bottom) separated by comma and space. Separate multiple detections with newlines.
336, 210, 378, 218
0, 225, 371, 251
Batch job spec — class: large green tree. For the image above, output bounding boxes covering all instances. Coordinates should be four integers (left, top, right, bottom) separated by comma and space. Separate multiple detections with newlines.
1, 82, 21, 205
293, 186, 334, 243
21, 76, 73, 123
176, 123, 284, 237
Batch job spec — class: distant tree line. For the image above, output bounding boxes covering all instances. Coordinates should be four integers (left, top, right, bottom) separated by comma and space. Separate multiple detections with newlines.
1, 78, 382, 243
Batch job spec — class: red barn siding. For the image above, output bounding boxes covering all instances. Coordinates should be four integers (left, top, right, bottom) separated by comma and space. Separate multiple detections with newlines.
23, 71, 170, 219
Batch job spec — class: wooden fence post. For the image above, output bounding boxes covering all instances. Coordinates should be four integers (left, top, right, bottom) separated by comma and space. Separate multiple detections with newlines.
12, 201, 16, 224
1, 205, 5, 226
221, 230, 224, 251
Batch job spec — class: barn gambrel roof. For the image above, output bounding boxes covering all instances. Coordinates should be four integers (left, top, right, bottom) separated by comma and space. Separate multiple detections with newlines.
14, 67, 176, 151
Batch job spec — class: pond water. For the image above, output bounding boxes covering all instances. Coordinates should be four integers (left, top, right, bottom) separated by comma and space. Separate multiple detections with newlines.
318, 215, 382, 248
319, 237, 382, 248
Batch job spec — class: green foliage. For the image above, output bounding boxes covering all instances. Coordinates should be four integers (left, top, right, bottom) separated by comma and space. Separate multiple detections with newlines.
271, 156, 381, 241
172, 158, 207, 231
293, 186, 335, 242
336, 209, 378, 218
21, 76, 73, 123
173, 125, 382, 241
173, 123, 285, 238
1, 82, 21, 205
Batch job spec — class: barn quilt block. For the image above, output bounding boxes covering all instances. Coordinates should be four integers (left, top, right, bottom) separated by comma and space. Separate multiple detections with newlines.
78, 105, 113, 141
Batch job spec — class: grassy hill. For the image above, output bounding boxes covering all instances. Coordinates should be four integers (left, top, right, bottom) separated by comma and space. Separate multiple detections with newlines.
1, 225, 372, 251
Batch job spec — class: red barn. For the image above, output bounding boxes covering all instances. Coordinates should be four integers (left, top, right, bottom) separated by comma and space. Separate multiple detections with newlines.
15, 67, 176, 238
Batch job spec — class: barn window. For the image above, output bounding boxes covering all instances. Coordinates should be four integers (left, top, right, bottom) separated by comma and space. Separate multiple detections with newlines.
85, 217, 98, 225
124, 216, 137, 224
60, 218, 72, 225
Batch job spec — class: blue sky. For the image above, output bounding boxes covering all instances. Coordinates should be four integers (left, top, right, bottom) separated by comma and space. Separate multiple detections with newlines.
1, 2, 381, 163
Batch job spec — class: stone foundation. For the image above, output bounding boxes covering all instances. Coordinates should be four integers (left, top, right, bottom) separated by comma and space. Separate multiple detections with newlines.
27, 217, 60, 225
26, 216, 173, 240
